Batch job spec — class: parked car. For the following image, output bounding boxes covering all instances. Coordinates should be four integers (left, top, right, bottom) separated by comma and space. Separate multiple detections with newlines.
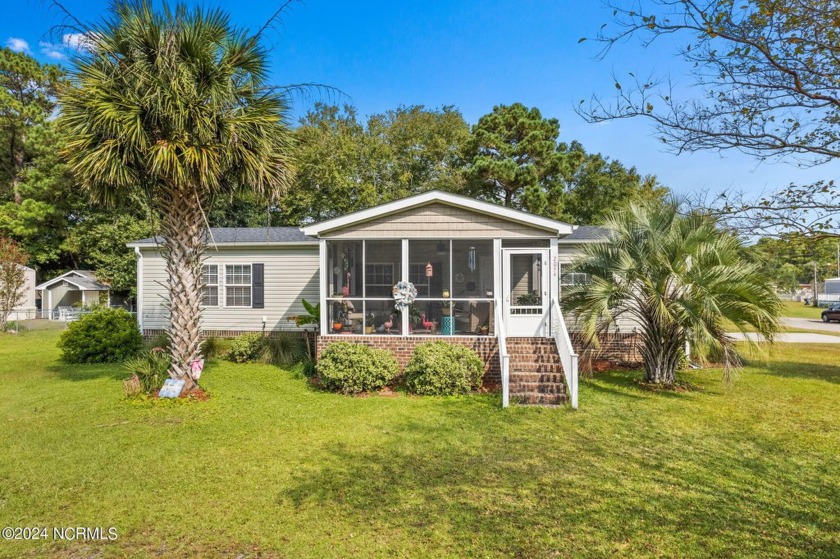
821, 304, 840, 323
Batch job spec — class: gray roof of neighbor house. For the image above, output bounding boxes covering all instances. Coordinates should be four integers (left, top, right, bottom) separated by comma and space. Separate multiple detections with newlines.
128, 227, 316, 247
560, 225, 610, 243
35, 270, 110, 291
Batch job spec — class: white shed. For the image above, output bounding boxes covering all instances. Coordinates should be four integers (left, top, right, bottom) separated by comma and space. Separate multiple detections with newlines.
35, 271, 111, 320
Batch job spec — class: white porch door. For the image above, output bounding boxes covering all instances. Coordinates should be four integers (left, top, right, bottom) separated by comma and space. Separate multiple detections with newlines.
503, 248, 549, 336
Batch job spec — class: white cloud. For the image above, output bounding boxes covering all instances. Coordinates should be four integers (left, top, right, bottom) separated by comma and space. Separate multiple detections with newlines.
62, 33, 94, 51
6, 37, 30, 53
39, 41, 66, 60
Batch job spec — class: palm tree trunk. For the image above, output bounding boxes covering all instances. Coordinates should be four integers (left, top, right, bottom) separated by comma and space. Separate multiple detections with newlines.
160, 189, 205, 391
639, 321, 684, 385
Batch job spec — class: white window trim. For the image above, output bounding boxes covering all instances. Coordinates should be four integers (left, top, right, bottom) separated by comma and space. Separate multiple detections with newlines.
200, 264, 219, 308
365, 262, 395, 287
224, 264, 253, 308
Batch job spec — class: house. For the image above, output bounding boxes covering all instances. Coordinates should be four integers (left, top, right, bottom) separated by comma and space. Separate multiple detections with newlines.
129, 191, 628, 407
35, 270, 111, 320
6, 265, 38, 320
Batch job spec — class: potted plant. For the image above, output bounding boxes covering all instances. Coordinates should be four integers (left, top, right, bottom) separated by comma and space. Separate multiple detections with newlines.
365, 311, 376, 334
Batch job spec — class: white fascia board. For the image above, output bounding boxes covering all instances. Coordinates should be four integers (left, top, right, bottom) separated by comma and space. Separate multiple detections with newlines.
302, 190, 575, 237
126, 241, 318, 249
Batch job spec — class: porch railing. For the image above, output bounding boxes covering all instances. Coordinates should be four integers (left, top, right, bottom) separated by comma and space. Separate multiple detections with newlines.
495, 298, 510, 408
550, 298, 579, 409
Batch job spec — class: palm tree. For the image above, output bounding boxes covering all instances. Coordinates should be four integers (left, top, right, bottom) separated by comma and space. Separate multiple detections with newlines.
59, 1, 294, 389
563, 200, 781, 385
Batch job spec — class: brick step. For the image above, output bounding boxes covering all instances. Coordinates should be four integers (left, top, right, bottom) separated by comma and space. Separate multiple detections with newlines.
509, 362, 563, 373
507, 349, 560, 357
510, 355, 563, 369
509, 372, 566, 383
509, 382, 566, 394
510, 392, 568, 406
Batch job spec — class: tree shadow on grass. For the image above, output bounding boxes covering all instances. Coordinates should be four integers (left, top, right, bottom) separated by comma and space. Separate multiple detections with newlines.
745, 357, 840, 385
47, 362, 128, 382
586, 369, 697, 400
275, 406, 840, 558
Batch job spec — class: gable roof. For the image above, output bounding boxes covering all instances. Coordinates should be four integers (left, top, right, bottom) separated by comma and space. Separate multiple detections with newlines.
302, 190, 576, 237
35, 271, 110, 291
128, 227, 316, 248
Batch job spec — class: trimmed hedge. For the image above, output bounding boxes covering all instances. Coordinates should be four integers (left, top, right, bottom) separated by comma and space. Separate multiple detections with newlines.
317, 342, 399, 394
404, 341, 484, 396
57, 307, 143, 363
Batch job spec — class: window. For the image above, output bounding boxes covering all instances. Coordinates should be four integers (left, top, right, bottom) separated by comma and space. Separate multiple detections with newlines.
560, 272, 589, 286
365, 263, 394, 289
201, 265, 218, 307
225, 264, 252, 307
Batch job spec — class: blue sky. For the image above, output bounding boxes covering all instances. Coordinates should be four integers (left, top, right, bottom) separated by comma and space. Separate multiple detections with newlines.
4, 0, 837, 199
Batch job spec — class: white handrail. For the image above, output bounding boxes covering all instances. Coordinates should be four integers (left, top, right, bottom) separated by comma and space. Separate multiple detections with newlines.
550, 298, 579, 409
495, 298, 510, 408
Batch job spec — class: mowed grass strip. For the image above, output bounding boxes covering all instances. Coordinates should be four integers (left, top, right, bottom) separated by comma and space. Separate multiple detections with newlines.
0, 330, 838, 558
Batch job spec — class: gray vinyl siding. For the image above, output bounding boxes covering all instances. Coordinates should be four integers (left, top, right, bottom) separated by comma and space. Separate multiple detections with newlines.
139, 246, 319, 332
321, 202, 555, 239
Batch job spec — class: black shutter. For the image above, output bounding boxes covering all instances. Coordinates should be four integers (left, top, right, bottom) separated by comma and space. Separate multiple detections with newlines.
252, 263, 264, 308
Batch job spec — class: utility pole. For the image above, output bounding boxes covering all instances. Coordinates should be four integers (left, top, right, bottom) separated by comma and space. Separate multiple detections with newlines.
814, 261, 819, 308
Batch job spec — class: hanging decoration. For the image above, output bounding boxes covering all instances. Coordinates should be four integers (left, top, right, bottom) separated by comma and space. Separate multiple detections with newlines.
392, 281, 417, 311
425, 262, 433, 277
467, 246, 477, 272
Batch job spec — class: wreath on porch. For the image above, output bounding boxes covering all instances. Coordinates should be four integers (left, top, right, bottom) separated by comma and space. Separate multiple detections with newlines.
392, 281, 417, 312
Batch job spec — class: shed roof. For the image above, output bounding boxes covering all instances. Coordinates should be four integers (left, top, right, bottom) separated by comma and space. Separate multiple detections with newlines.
35, 271, 110, 291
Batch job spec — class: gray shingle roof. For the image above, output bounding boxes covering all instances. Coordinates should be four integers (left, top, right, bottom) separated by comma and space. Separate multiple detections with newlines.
35, 270, 110, 291
559, 226, 610, 242
130, 227, 316, 246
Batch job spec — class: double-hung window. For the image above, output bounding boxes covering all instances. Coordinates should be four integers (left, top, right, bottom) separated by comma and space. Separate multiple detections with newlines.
225, 265, 252, 307
201, 265, 219, 307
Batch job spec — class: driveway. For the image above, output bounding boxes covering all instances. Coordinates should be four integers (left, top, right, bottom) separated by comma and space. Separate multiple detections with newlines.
782, 317, 840, 333
730, 332, 840, 343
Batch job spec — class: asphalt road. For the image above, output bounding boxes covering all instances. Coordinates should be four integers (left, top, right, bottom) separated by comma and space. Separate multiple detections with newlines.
782, 317, 840, 333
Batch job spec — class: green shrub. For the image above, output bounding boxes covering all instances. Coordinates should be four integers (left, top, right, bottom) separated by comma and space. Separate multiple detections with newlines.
146, 331, 170, 351
57, 307, 143, 363
226, 333, 265, 363
123, 349, 171, 394
404, 342, 484, 396
260, 332, 307, 367
201, 336, 224, 360
317, 342, 398, 394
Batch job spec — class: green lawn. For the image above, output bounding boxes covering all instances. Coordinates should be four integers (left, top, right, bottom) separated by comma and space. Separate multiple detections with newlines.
1, 331, 838, 558
782, 300, 824, 319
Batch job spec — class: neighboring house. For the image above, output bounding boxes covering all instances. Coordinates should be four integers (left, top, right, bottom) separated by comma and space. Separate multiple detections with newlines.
129, 190, 625, 407
818, 277, 840, 305
7, 265, 38, 320
35, 271, 111, 320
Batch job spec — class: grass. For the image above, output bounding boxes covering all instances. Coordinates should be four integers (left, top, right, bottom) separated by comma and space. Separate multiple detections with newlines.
782, 301, 824, 319
1, 331, 839, 558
